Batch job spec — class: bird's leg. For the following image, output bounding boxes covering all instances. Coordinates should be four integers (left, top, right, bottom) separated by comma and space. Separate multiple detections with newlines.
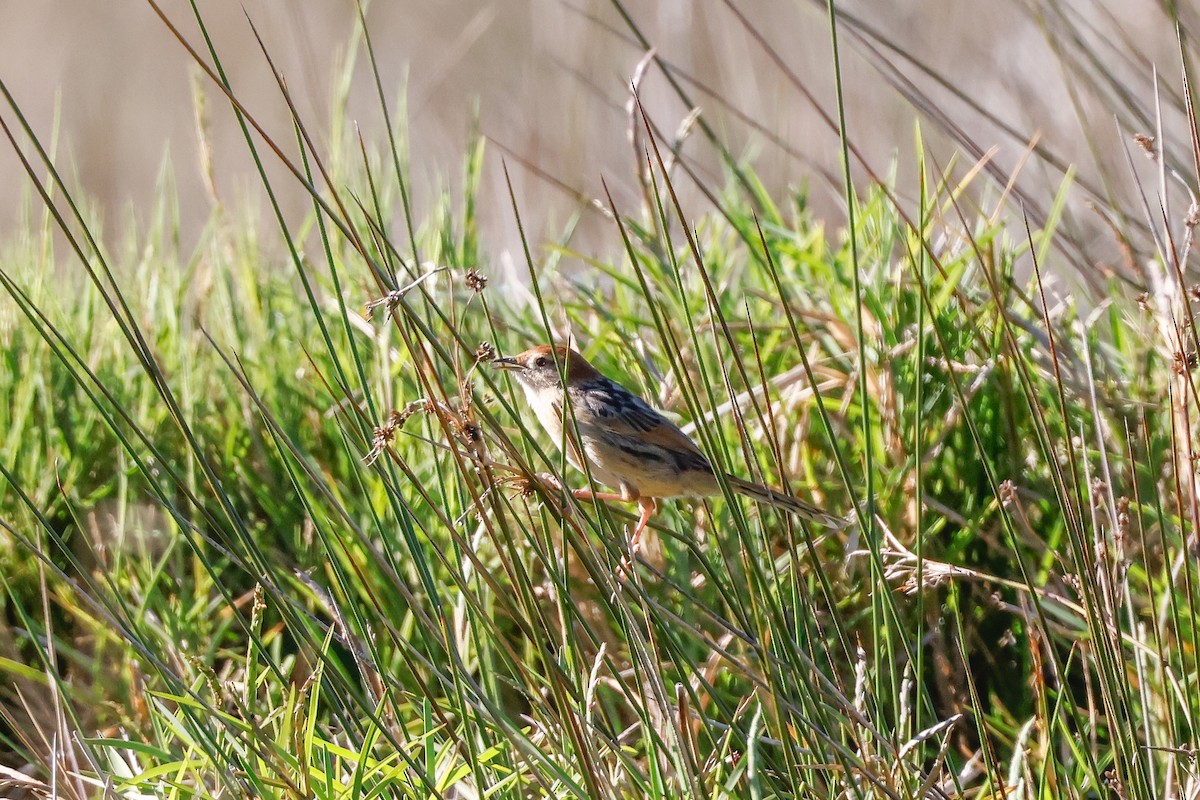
570, 488, 630, 504
617, 496, 657, 580
542, 481, 655, 580
532, 473, 629, 504
630, 496, 657, 554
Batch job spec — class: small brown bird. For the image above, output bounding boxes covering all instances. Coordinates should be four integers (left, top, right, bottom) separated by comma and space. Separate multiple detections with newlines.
495, 344, 846, 565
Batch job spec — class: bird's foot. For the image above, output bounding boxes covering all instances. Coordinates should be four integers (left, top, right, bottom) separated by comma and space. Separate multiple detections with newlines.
615, 548, 637, 582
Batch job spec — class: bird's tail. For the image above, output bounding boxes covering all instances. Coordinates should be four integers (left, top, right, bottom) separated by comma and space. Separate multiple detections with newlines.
724, 474, 851, 530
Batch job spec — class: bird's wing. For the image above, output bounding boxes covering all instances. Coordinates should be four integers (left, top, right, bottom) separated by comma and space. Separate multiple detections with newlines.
570, 379, 713, 473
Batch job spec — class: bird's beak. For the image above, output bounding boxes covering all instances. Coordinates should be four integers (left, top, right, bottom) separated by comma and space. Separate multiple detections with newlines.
493, 356, 523, 371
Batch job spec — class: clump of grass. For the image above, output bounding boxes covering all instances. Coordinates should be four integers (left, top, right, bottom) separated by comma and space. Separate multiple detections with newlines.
1, 3, 1200, 800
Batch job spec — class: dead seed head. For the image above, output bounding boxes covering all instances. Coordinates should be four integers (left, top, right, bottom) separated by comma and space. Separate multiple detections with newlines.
365, 290, 404, 319
363, 406, 428, 465
1174, 351, 1192, 375
364, 419, 399, 465
1134, 133, 1156, 159
884, 556, 969, 594
1103, 769, 1127, 800
465, 268, 489, 292
898, 572, 948, 595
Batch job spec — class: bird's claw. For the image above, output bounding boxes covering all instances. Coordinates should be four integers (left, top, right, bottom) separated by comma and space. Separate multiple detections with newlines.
614, 538, 642, 582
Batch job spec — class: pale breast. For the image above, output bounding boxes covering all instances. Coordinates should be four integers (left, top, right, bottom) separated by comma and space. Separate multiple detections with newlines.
526, 391, 586, 473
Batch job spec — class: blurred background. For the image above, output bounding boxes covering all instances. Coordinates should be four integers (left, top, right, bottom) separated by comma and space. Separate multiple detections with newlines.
0, 0, 1190, 278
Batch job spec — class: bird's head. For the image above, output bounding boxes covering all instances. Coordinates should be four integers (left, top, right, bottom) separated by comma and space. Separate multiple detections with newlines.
493, 345, 600, 392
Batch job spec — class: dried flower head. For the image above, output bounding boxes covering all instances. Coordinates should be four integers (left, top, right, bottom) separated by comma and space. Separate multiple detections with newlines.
1174, 350, 1196, 375
363, 406, 434, 466
1103, 769, 1127, 800
1134, 132, 1156, 159
365, 290, 404, 320
464, 268, 489, 293
363, 410, 405, 465
475, 341, 497, 363
1115, 496, 1130, 556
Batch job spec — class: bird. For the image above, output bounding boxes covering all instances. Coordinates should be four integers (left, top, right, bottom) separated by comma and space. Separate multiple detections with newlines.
494, 344, 847, 568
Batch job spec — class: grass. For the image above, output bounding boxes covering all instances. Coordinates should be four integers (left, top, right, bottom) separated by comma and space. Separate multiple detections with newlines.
1, 2, 1200, 799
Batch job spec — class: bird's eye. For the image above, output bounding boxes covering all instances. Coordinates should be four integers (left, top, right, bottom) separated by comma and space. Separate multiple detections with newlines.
534, 356, 548, 368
